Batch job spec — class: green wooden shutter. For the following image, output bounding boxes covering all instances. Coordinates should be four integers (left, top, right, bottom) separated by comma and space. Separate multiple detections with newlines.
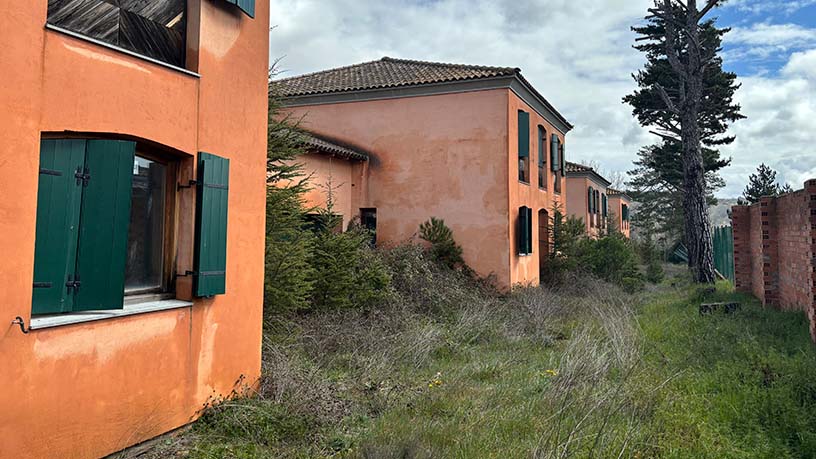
518, 111, 530, 159
195, 152, 230, 297
588, 187, 593, 213
32, 139, 86, 315
603, 194, 608, 217
538, 126, 546, 167
526, 207, 534, 254
224, 0, 255, 17
550, 135, 559, 172
560, 141, 566, 173
74, 140, 136, 311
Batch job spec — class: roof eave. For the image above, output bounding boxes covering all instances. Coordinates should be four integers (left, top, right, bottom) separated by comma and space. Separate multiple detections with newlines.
566, 170, 612, 187
279, 74, 573, 135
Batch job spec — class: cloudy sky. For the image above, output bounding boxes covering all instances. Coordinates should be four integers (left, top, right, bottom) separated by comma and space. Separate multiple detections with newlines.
268, 0, 816, 197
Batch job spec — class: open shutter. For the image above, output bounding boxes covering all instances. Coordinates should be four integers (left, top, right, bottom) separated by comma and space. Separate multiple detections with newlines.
550, 134, 559, 172
195, 152, 230, 297
588, 187, 594, 213
526, 207, 534, 254
560, 141, 566, 173
74, 140, 136, 311
518, 111, 530, 158
32, 140, 86, 315
224, 0, 255, 17
538, 126, 546, 167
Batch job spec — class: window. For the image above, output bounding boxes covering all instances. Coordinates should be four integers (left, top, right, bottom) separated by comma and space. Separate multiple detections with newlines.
47, 0, 187, 68
126, 156, 168, 293
602, 194, 608, 228
551, 134, 561, 193
223, 0, 257, 17
361, 208, 377, 245
538, 126, 547, 189
32, 139, 229, 315
588, 187, 595, 227
622, 204, 630, 229
517, 206, 533, 256
518, 111, 530, 183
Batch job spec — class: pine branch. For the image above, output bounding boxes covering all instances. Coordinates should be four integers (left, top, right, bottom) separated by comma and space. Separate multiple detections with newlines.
697, 0, 720, 21
655, 83, 681, 115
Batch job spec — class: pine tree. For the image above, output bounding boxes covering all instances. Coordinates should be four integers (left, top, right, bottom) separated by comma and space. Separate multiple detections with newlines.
418, 217, 467, 270
625, 0, 744, 283
264, 89, 316, 315
741, 163, 782, 204
627, 142, 727, 241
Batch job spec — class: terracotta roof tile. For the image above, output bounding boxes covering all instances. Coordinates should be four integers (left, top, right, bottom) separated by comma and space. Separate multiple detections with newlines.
565, 161, 593, 173
272, 57, 518, 97
301, 131, 369, 162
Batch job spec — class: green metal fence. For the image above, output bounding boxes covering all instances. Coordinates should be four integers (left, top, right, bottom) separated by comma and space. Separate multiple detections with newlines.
713, 225, 735, 283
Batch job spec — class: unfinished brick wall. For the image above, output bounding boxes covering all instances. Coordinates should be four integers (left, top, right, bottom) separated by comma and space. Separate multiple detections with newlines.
732, 179, 816, 341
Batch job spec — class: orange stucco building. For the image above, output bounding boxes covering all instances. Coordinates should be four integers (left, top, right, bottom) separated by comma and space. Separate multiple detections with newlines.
0, 1, 268, 458
273, 58, 573, 288
565, 162, 631, 238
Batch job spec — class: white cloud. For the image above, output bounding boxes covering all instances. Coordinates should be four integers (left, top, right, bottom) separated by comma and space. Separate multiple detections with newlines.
725, 0, 816, 15
269, 0, 816, 199
719, 49, 816, 195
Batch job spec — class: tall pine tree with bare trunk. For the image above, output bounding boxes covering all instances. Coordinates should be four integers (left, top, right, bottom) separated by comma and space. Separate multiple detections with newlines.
626, 0, 742, 283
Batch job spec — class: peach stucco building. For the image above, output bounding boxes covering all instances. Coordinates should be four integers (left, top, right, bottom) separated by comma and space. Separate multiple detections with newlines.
273, 57, 573, 288
0, 1, 268, 458
565, 161, 631, 238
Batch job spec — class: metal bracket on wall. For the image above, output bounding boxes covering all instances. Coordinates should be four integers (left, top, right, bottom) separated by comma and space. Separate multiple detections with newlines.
177, 180, 198, 190
175, 270, 197, 279
11, 317, 30, 334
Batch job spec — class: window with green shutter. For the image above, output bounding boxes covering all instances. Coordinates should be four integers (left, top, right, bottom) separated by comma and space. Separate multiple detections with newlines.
31, 138, 184, 316
224, 0, 256, 17
550, 134, 559, 173
518, 111, 530, 183
517, 206, 533, 256
194, 152, 230, 297
537, 126, 546, 189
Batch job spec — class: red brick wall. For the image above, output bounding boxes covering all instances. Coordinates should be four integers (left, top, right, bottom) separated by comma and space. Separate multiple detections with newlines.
732, 179, 816, 342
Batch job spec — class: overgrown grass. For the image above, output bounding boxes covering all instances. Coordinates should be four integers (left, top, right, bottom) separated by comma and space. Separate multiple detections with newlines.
139, 253, 816, 459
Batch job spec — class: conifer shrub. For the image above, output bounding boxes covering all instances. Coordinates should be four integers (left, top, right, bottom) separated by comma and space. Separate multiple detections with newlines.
418, 217, 468, 272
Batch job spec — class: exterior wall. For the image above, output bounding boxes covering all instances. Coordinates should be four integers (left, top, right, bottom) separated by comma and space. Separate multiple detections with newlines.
284, 89, 566, 288
285, 90, 512, 286
732, 180, 816, 341
507, 92, 566, 286
607, 195, 631, 238
0, 2, 269, 458
566, 176, 614, 238
298, 152, 355, 229
566, 176, 590, 231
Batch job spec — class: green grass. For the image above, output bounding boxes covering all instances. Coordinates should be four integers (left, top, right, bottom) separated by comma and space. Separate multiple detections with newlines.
146, 273, 816, 459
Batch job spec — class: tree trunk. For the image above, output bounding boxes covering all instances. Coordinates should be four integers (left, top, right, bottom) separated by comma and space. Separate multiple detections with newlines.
681, 0, 716, 283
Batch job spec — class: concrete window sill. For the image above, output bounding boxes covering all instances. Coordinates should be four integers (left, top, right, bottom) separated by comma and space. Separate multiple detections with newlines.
30, 299, 193, 331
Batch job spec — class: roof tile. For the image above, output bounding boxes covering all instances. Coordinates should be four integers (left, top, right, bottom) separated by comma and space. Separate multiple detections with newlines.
272, 56, 519, 97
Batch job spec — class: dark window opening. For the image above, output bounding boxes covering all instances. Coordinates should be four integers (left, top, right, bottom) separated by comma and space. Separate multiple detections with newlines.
47, 0, 187, 68
518, 111, 530, 184
361, 208, 377, 245
517, 206, 533, 256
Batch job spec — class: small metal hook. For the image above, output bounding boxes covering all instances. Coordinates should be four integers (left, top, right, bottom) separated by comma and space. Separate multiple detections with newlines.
11, 317, 30, 334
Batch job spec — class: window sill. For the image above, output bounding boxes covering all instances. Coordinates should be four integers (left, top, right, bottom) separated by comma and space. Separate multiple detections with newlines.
45, 24, 200, 79
519, 181, 531, 186
30, 299, 193, 331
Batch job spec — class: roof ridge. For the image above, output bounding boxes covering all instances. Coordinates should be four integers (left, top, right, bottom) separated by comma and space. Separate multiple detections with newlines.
273, 57, 386, 83
380, 56, 519, 73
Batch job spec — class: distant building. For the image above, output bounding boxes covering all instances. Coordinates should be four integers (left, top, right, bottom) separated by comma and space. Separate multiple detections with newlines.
565, 162, 631, 238
273, 57, 574, 288
0, 1, 268, 457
